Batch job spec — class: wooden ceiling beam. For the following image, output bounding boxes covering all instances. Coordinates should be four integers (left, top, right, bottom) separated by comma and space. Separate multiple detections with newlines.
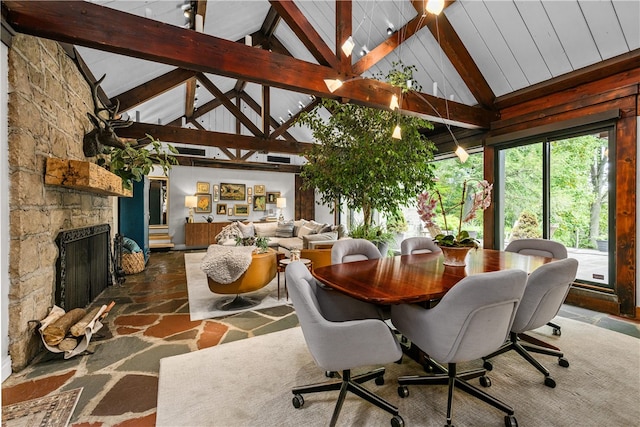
269, 0, 339, 70
174, 155, 301, 173
111, 68, 197, 112
353, 12, 432, 76
239, 91, 296, 142
270, 98, 320, 139
336, 0, 352, 75
197, 73, 263, 136
119, 122, 313, 155
2, 0, 494, 128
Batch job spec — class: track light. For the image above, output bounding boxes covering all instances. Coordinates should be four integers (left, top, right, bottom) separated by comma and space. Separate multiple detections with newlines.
341, 36, 355, 56
359, 45, 369, 57
386, 24, 395, 35
298, 101, 304, 109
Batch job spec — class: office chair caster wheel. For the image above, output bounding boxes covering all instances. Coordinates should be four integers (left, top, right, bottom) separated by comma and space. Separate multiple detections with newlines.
558, 357, 569, 368
483, 360, 493, 371
325, 371, 337, 378
292, 394, 304, 409
552, 327, 561, 336
391, 415, 404, 427
544, 376, 556, 388
479, 375, 491, 387
504, 415, 518, 427
375, 376, 385, 386
398, 386, 409, 398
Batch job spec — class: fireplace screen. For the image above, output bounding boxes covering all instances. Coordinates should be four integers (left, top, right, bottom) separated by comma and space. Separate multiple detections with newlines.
55, 224, 113, 310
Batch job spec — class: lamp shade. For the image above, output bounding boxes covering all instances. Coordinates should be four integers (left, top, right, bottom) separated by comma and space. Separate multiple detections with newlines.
276, 197, 287, 209
185, 196, 198, 208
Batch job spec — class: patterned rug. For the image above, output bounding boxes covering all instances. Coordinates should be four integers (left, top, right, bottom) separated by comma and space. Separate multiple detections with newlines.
2, 388, 82, 427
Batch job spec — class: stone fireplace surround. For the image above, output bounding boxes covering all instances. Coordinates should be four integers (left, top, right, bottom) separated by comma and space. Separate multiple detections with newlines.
7, 34, 116, 371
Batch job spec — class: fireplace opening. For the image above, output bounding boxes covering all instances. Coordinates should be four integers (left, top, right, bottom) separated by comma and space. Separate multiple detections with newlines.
55, 224, 113, 310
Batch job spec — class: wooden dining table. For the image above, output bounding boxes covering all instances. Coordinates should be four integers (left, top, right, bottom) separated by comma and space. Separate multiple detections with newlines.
312, 248, 555, 306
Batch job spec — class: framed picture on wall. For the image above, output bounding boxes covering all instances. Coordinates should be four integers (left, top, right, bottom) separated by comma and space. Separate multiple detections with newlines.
216, 203, 227, 215
266, 192, 280, 204
254, 184, 266, 196
253, 195, 266, 211
213, 184, 219, 202
235, 204, 249, 216
196, 182, 210, 194
246, 186, 252, 203
195, 194, 212, 213
220, 183, 246, 200
228, 207, 234, 216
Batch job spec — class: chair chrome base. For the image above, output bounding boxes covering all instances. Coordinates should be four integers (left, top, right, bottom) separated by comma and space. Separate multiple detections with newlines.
292, 368, 403, 427
482, 331, 569, 388
398, 362, 516, 427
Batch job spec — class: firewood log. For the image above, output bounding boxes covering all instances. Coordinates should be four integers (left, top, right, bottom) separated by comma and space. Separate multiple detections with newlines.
69, 307, 102, 337
42, 308, 86, 346
58, 337, 79, 352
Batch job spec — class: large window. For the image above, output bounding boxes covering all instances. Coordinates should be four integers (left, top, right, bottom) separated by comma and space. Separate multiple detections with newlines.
496, 127, 613, 288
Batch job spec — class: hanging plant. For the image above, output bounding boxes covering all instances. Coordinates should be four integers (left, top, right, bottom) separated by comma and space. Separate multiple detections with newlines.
98, 134, 179, 190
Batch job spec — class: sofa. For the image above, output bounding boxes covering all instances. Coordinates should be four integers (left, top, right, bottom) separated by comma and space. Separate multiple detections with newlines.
215, 219, 348, 256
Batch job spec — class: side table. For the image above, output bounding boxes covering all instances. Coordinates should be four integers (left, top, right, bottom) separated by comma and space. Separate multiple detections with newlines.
277, 258, 312, 299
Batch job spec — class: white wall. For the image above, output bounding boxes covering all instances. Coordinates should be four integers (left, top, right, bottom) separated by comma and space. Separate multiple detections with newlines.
163, 165, 300, 248
1, 41, 12, 381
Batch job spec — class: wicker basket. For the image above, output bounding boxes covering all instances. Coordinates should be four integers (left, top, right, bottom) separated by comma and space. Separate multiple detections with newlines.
121, 252, 145, 275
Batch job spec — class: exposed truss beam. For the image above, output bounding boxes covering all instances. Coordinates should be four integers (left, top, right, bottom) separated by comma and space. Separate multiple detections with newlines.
118, 122, 313, 155
239, 92, 297, 142
336, 0, 352, 75
112, 68, 197, 112
269, 0, 340, 70
270, 98, 320, 139
2, 0, 494, 128
175, 155, 301, 174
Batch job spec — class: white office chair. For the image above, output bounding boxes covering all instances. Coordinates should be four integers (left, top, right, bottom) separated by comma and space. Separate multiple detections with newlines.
286, 261, 404, 427
505, 238, 568, 336
483, 258, 578, 388
391, 269, 528, 427
400, 236, 442, 255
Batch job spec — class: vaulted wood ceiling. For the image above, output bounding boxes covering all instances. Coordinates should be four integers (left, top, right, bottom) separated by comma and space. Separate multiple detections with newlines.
2, 0, 639, 170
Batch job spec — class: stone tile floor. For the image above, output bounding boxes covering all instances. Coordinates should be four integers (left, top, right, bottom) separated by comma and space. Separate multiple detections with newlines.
2, 250, 638, 426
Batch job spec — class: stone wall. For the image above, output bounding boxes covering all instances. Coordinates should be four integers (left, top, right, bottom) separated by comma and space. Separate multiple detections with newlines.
7, 34, 115, 370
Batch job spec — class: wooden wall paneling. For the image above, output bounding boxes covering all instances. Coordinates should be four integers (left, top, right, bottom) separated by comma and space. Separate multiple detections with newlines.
295, 174, 315, 220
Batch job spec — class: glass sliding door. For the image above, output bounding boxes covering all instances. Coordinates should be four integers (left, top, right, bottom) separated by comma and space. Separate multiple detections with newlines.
497, 127, 613, 289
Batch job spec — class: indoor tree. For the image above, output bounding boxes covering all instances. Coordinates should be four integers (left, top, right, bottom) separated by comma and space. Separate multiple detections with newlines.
296, 63, 437, 234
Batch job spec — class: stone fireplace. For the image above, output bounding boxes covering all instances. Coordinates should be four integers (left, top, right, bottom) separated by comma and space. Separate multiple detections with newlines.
7, 34, 116, 370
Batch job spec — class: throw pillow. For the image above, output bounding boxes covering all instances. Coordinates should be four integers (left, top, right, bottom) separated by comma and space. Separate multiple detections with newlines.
293, 219, 307, 237
303, 232, 338, 249
215, 223, 241, 243
237, 221, 255, 238
122, 237, 142, 254
276, 220, 294, 238
297, 224, 316, 238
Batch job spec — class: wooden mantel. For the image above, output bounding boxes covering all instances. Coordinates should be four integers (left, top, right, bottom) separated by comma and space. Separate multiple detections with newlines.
44, 158, 133, 197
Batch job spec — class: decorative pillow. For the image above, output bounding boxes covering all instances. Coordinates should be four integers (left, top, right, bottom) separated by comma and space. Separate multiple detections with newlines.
297, 224, 316, 238
303, 232, 338, 249
255, 222, 278, 237
237, 221, 255, 238
318, 224, 333, 234
275, 220, 294, 238
215, 223, 241, 243
122, 237, 142, 254
331, 224, 349, 239
293, 219, 307, 237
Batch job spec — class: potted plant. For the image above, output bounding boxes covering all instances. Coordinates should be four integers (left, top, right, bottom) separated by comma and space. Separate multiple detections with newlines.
386, 208, 408, 249
348, 223, 395, 256
595, 236, 608, 252
296, 62, 437, 239
417, 179, 493, 266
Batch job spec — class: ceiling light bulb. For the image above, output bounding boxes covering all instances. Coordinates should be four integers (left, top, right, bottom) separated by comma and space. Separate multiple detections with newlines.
426, 0, 445, 15
389, 94, 399, 110
386, 24, 394, 35
341, 36, 355, 56
298, 101, 304, 109
359, 45, 369, 56
455, 145, 469, 163
324, 79, 343, 93
392, 124, 402, 140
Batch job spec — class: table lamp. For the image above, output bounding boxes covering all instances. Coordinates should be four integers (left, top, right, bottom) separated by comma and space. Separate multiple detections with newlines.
276, 197, 286, 221
185, 196, 197, 223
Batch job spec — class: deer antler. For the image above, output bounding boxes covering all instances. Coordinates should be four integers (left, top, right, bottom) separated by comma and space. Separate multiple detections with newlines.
83, 74, 132, 157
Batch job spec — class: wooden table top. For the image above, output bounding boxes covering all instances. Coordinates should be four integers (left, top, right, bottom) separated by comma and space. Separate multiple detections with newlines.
312, 249, 554, 305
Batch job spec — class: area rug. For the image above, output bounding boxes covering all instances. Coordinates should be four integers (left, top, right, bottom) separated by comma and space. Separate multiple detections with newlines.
2, 388, 82, 427
185, 252, 290, 321
157, 317, 639, 426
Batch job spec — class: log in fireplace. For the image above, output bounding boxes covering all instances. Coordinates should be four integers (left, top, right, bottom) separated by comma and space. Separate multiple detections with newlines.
55, 224, 113, 310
